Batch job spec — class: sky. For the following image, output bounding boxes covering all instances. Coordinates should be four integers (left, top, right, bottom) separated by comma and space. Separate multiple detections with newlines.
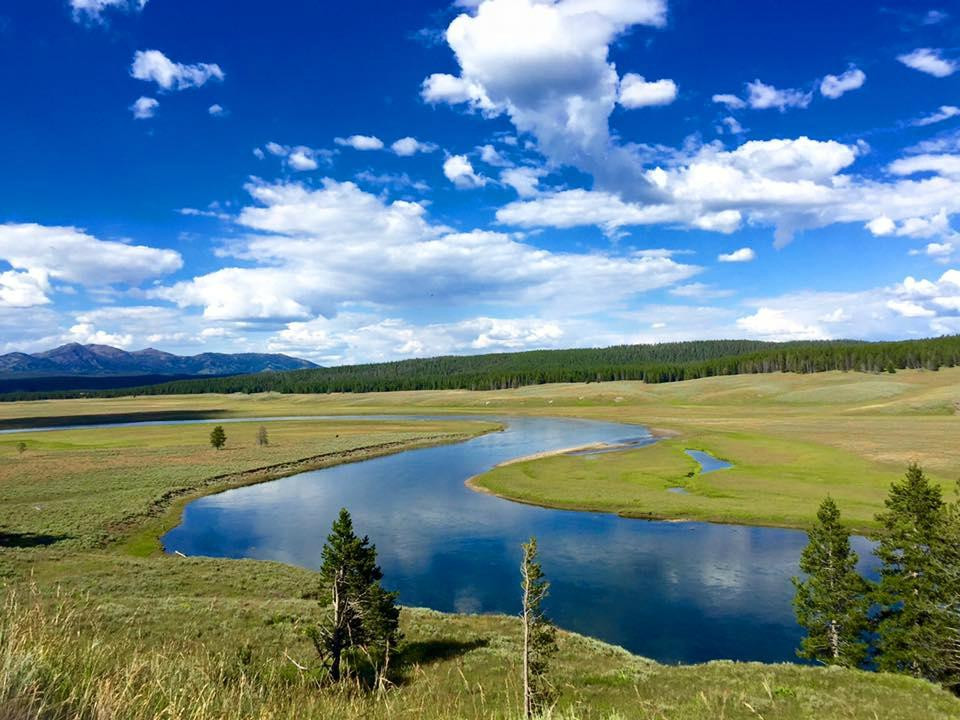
1, 0, 959, 364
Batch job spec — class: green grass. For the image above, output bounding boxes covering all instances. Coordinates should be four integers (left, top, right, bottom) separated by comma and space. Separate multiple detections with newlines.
472, 430, 947, 531
4, 554, 958, 720
3, 369, 960, 718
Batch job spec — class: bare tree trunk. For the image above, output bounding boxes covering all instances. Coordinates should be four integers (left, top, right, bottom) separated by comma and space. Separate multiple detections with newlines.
330, 569, 344, 682
829, 619, 840, 661
522, 554, 532, 720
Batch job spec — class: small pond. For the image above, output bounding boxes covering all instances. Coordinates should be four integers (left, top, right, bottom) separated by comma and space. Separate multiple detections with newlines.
685, 449, 733, 474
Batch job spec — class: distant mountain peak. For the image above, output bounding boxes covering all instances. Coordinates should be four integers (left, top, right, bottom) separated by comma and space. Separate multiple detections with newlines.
0, 343, 317, 378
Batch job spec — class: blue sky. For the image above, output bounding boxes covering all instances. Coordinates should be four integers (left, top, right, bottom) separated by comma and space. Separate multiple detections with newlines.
1, 0, 959, 363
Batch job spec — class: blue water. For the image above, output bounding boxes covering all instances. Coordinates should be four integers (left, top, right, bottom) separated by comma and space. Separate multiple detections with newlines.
160, 414, 878, 664
686, 449, 733, 474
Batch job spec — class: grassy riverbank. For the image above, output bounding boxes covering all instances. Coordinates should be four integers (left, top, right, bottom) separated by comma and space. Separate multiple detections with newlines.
3, 369, 960, 717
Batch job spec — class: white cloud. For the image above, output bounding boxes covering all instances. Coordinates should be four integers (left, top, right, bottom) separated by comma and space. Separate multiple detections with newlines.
208, 103, 225, 116
70, 0, 147, 22
889, 154, 960, 178
908, 128, 960, 155
391, 137, 437, 156
693, 210, 742, 233
819, 308, 850, 323
65, 323, 134, 348
669, 283, 734, 299
886, 300, 936, 318
334, 135, 384, 151
618, 74, 677, 108
910, 241, 955, 263
266, 313, 569, 364
130, 50, 224, 91
498, 137, 868, 243
444, 154, 488, 188
866, 216, 896, 236
913, 105, 960, 126
0, 270, 50, 308
746, 80, 812, 111
287, 150, 319, 171
712, 94, 746, 109
719, 116, 744, 135
355, 171, 430, 192
0, 224, 182, 307
736, 308, 827, 340
421, 73, 495, 111
497, 138, 960, 248
260, 142, 331, 171
421, 0, 667, 189
717, 247, 756, 263
500, 166, 546, 197
154, 179, 699, 322
129, 96, 158, 119
819, 67, 866, 99
479, 144, 511, 166
898, 48, 957, 78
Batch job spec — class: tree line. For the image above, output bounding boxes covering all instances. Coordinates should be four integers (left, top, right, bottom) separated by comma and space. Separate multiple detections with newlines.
794, 464, 960, 692
4, 336, 959, 401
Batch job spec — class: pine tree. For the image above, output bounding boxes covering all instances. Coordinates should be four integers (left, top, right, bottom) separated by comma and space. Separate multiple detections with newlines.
16, 441, 26, 455
520, 537, 557, 719
311, 508, 400, 684
209, 425, 226, 451
873, 463, 952, 682
257, 425, 269, 447
792, 497, 869, 666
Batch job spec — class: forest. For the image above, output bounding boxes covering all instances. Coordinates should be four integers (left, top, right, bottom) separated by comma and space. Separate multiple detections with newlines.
3, 336, 958, 400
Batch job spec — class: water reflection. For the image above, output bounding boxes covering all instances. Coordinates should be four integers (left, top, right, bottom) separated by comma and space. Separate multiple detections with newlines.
163, 416, 878, 665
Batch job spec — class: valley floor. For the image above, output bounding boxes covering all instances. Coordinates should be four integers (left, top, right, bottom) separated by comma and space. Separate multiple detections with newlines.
2, 368, 960, 718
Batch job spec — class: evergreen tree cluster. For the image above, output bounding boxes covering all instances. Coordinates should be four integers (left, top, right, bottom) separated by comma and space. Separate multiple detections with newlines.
794, 465, 960, 693
6, 335, 959, 400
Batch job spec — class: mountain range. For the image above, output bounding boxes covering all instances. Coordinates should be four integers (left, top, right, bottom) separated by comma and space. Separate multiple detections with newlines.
0, 343, 317, 378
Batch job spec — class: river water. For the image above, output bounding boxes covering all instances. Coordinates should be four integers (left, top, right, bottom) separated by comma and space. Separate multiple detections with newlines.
159, 414, 876, 664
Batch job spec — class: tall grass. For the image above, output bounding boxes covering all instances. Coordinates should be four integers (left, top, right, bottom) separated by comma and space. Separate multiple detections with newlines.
0, 590, 534, 720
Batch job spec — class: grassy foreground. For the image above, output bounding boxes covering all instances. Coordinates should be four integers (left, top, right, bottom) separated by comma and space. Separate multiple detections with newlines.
4, 555, 959, 720
2, 370, 960, 717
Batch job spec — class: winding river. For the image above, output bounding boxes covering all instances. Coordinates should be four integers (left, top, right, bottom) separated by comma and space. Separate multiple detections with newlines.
161, 415, 876, 664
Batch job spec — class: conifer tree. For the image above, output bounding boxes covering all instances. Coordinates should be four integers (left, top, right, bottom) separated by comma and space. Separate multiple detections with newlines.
257, 425, 269, 447
209, 425, 226, 451
311, 508, 400, 684
520, 537, 557, 719
792, 497, 869, 666
873, 463, 952, 682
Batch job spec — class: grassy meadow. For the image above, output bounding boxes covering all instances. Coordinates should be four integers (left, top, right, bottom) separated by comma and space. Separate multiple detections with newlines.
2, 368, 960, 717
